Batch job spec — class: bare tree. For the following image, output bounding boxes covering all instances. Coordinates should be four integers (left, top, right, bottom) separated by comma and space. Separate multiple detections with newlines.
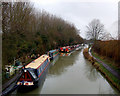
101, 32, 114, 40
86, 19, 104, 41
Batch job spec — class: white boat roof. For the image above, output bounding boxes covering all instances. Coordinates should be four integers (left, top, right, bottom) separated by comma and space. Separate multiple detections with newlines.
25, 54, 49, 69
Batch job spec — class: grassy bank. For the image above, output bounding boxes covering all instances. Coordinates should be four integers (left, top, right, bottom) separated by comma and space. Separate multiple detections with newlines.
92, 40, 120, 67
83, 48, 120, 91
91, 51, 120, 74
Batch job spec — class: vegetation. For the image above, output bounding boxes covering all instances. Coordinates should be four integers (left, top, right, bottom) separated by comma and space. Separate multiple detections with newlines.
91, 51, 120, 74
85, 18, 120, 91
83, 48, 95, 63
92, 40, 120, 67
91, 52, 120, 91
2, 2, 83, 69
83, 48, 120, 91
86, 19, 105, 41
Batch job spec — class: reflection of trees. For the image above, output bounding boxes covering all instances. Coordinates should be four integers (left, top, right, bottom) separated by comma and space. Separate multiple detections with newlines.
84, 60, 100, 81
48, 51, 80, 76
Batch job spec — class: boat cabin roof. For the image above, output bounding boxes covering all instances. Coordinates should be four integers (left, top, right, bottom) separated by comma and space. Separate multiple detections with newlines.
25, 54, 49, 69
49, 49, 58, 53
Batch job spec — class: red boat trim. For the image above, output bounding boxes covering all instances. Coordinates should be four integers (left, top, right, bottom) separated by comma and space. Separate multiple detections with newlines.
19, 71, 32, 81
38, 61, 50, 77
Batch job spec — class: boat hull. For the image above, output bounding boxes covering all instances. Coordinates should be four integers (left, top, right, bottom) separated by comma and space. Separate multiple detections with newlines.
17, 62, 50, 91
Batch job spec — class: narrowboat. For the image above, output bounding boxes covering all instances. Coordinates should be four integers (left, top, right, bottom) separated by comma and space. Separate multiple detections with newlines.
48, 49, 59, 60
59, 47, 66, 52
65, 46, 71, 53
16, 54, 50, 89
75, 44, 81, 51
59, 46, 71, 53
70, 45, 76, 51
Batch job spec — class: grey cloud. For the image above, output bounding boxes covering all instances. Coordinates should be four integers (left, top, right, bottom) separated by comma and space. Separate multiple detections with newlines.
33, 1, 117, 38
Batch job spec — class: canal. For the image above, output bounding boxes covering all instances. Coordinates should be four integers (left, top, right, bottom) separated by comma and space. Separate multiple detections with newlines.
12, 49, 119, 94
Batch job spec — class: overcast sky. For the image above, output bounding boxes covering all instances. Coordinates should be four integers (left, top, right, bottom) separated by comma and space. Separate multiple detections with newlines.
31, 0, 119, 39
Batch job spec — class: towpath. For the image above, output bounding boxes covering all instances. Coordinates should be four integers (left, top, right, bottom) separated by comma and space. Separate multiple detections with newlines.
89, 47, 120, 80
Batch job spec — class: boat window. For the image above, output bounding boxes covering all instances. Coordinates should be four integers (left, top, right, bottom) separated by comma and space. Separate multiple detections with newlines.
40, 67, 42, 72
43, 63, 45, 68
42, 63, 44, 68
44, 62, 46, 67
45, 61, 47, 66
39, 67, 41, 73
42, 65, 44, 70
29, 70, 37, 79
42, 64, 45, 70
41, 65, 43, 72
46, 59, 48, 63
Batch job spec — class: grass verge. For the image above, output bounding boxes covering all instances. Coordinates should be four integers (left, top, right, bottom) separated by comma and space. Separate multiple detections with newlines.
83, 48, 120, 92
92, 51, 120, 74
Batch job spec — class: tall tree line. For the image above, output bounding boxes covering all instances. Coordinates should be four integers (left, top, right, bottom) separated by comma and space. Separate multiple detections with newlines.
2, 2, 83, 67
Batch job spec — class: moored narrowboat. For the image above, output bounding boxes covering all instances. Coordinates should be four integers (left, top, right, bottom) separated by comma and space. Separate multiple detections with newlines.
75, 44, 81, 51
70, 45, 76, 51
59, 46, 71, 53
59, 47, 66, 52
16, 54, 50, 89
65, 46, 71, 53
48, 49, 59, 60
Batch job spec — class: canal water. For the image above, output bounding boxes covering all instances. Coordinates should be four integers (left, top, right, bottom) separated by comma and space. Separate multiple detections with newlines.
12, 49, 119, 94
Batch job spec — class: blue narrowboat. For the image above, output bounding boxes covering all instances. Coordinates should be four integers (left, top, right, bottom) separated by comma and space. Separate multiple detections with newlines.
17, 54, 50, 88
48, 49, 59, 60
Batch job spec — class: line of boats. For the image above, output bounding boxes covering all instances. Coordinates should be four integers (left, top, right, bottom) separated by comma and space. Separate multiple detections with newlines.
16, 44, 82, 89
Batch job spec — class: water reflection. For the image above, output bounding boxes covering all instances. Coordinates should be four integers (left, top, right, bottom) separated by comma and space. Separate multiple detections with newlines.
48, 51, 80, 76
50, 55, 59, 66
60, 53, 71, 56
41, 50, 119, 94
11, 49, 119, 94
82, 51, 120, 94
84, 60, 100, 81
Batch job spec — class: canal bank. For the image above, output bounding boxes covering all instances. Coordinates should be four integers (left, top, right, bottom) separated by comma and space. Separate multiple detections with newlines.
83, 47, 120, 92
11, 49, 119, 94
